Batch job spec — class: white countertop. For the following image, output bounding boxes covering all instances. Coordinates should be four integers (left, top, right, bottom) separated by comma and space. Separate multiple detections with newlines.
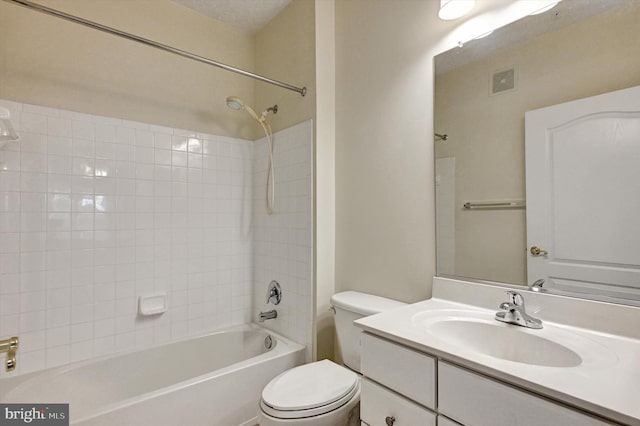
355, 279, 640, 426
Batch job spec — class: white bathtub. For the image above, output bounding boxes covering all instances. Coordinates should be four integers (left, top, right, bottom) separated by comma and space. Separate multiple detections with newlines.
0, 324, 305, 426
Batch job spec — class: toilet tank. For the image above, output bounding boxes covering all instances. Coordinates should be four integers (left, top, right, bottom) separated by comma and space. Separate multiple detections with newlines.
331, 291, 406, 372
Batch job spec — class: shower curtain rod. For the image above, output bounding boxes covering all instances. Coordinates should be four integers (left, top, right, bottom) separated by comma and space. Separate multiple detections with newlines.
4, 0, 307, 97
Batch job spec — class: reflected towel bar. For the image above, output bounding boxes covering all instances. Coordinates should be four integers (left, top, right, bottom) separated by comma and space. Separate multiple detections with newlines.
463, 201, 525, 209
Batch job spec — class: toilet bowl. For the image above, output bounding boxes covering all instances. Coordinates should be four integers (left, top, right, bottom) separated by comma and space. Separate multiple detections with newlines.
259, 360, 360, 425
258, 291, 406, 425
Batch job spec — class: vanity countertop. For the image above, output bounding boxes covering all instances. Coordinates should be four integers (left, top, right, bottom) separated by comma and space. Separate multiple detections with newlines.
355, 278, 640, 426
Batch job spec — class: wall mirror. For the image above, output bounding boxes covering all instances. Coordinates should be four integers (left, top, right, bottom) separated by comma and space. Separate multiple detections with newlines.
434, 0, 640, 306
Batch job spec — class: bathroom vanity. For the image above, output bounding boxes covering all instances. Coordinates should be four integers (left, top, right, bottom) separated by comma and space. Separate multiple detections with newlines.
355, 278, 640, 426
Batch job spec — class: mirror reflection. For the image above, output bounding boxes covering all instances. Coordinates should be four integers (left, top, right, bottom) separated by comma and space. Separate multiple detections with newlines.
434, 0, 640, 305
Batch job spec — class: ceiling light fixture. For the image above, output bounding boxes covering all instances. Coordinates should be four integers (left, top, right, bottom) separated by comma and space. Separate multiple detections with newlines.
438, 0, 476, 21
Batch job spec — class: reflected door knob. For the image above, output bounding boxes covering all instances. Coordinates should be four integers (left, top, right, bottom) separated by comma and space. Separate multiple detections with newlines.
385, 416, 396, 426
530, 246, 548, 256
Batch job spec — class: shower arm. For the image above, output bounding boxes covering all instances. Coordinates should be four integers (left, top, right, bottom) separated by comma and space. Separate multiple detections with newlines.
3, 0, 307, 97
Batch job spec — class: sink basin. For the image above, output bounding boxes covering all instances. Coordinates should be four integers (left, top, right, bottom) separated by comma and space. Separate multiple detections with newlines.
427, 319, 582, 367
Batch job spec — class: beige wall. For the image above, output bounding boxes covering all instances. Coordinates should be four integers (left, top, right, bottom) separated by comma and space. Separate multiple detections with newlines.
334, 0, 438, 303
0, 0, 256, 139
314, 0, 336, 362
254, 0, 316, 135
435, 2, 640, 285
327, 0, 539, 361
332, 0, 528, 305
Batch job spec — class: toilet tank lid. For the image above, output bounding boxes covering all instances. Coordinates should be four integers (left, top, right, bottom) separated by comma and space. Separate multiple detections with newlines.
330, 291, 407, 316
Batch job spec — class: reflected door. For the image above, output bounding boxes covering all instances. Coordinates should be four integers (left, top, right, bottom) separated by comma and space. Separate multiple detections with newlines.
525, 85, 640, 305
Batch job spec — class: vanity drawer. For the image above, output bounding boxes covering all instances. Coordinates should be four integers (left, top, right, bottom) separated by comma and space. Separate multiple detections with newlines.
361, 378, 436, 426
438, 361, 612, 426
361, 333, 436, 409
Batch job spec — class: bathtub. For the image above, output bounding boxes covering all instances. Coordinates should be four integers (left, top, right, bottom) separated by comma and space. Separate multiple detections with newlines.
0, 324, 305, 426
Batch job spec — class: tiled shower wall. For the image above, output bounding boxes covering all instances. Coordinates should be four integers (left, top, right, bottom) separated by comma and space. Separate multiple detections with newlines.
252, 120, 313, 361
0, 99, 256, 375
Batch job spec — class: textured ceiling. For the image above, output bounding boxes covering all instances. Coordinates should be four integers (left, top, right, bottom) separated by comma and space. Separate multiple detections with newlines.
171, 0, 291, 33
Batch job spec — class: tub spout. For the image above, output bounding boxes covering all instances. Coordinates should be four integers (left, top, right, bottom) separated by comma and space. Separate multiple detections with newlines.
0, 336, 18, 372
259, 310, 277, 322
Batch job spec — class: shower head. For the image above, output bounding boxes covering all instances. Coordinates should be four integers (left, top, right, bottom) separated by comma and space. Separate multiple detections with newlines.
225, 96, 277, 123
224, 95, 278, 215
226, 96, 260, 121
226, 96, 245, 111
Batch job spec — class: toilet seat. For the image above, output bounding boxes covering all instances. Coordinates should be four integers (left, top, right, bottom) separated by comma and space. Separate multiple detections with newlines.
261, 360, 359, 419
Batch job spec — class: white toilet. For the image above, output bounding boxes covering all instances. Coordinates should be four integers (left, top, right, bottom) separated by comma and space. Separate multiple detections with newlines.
258, 291, 406, 425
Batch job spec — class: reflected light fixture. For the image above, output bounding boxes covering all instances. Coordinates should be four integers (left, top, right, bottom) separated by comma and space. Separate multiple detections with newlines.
529, 1, 560, 15
439, 0, 475, 20
473, 30, 494, 40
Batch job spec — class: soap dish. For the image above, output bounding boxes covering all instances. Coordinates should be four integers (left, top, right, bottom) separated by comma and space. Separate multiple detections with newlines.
138, 293, 167, 316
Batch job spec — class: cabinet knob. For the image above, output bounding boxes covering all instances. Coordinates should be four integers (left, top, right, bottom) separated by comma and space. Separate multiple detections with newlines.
385, 416, 396, 426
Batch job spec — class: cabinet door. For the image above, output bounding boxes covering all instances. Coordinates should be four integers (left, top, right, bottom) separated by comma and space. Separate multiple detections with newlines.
361, 378, 436, 426
438, 361, 612, 426
361, 333, 436, 409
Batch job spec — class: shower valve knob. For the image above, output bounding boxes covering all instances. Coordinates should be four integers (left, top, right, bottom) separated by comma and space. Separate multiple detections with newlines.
266, 280, 282, 305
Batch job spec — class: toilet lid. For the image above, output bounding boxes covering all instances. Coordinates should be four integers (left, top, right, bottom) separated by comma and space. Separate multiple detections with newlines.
261, 360, 358, 412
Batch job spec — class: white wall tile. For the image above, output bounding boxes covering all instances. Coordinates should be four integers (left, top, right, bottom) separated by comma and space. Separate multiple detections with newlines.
95, 123, 117, 143
251, 121, 314, 361
21, 112, 48, 134
18, 132, 47, 154
1, 99, 312, 377
73, 139, 95, 158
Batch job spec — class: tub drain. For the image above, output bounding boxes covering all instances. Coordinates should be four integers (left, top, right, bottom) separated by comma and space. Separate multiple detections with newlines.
264, 335, 273, 349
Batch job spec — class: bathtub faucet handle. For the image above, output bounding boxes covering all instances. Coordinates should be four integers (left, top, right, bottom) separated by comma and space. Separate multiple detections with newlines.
0, 336, 19, 372
266, 280, 282, 305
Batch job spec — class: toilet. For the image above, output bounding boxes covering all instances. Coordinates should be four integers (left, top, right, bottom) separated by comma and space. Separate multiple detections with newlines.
258, 291, 406, 425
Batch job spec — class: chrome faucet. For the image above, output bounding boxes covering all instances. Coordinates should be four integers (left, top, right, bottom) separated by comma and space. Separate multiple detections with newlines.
0, 336, 19, 372
259, 310, 277, 322
528, 278, 546, 292
495, 291, 542, 329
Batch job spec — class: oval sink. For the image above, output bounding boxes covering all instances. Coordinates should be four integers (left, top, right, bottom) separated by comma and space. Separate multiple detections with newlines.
427, 319, 582, 367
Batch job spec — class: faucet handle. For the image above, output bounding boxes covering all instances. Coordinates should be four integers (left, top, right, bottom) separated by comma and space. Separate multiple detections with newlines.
266, 280, 282, 305
505, 291, 524, 306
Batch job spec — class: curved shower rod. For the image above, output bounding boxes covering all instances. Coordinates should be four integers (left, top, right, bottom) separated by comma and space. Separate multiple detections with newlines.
3, 0, 307, 97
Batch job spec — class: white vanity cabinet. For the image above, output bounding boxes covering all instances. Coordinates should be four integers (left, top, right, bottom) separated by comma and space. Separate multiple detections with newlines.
438, 361, 611, 426
360, 333, 618, 426
361, 378, 436, 426
360, 333, 437, 426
